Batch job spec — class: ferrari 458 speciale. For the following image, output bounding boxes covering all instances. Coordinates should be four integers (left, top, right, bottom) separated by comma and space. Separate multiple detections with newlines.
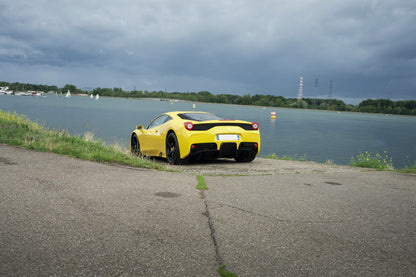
130, 111, 260, 164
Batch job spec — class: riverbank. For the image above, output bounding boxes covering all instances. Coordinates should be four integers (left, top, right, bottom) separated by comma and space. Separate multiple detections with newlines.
2, 94, 416, 168
0, 109, 167, 171
1, 108, 416, 173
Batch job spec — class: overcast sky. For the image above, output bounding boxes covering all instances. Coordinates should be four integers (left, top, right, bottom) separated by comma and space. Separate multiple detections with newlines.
1, 0, 415, 103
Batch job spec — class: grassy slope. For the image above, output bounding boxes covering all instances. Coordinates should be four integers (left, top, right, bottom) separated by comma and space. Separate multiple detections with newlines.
0, 109, 168, 171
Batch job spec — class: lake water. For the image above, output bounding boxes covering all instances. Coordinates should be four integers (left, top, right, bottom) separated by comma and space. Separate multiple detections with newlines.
1, 94, 415, 168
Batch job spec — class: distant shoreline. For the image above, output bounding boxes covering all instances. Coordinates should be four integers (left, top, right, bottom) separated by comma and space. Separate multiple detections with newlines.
1, 81, 415, 116
70, 94, 416, 118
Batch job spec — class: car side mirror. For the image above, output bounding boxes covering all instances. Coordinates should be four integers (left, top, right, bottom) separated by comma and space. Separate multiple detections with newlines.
136, 125, 144, 131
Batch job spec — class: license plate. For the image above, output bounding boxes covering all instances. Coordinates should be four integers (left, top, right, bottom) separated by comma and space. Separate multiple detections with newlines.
216, 134, 239, 141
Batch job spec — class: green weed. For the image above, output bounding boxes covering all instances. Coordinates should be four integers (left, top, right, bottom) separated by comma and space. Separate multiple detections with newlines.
217, 264, 238, 277
264, 153, 306, 162
350, 151, 393, 170
398, 162, 416, 174
196, 175, 208, 190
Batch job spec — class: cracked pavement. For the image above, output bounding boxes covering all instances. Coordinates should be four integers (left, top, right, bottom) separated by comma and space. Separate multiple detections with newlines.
1, 145, 415, 276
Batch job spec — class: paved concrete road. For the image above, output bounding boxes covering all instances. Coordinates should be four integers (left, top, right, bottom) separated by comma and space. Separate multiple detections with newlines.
154, 155, 368, 176
1, 145, 415, 276
205, 172, 416, 276
0, 145, 217, 276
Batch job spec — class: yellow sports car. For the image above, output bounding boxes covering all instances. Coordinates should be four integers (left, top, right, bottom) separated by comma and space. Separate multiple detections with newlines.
130, 111, 260, 164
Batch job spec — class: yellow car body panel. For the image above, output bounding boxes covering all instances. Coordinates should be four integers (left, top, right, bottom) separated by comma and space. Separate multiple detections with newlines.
131, 111, 261, 163
133, 119, 172, 157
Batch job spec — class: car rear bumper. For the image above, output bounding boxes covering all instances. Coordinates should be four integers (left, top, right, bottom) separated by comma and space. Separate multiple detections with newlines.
177, 127, 261, 160
188, 141, 259, 159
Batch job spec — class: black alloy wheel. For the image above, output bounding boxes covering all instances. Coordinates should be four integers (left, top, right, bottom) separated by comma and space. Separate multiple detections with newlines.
166, 132, 181, 165
131, 134, 141, 156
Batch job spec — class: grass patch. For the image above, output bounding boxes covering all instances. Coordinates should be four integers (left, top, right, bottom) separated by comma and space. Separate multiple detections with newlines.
398, 162, 416, 174
264, 153, 306, 162
350, 151, 393, 170
0, 109, 167, 170
265, 151, 416, 173
217, 265, 238, 277
196, 175, 208, 190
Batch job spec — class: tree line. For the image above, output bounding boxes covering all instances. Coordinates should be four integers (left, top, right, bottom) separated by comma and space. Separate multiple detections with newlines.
1, 81, 415, 115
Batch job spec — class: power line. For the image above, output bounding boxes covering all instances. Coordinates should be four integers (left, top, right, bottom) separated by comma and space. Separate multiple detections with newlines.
314, 78, 318, 109
328, 80, 333, 106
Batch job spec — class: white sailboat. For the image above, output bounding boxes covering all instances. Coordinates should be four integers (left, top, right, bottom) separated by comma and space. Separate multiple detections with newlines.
66, 90, 71, 98
95, 94, 99, 100
90, 94, 93, 99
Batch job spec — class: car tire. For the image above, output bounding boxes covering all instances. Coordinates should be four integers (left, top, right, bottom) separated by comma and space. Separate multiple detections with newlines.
166, 132, 181, 165
131, 134, 141, 156
235, 151, 256, 163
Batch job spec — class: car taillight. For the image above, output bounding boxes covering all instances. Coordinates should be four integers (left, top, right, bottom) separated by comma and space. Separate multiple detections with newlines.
252, 122, 259, 130
184, 122, 194, 130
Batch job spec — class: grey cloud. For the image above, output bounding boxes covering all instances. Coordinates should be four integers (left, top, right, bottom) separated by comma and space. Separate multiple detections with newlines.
0, 0, 415, 101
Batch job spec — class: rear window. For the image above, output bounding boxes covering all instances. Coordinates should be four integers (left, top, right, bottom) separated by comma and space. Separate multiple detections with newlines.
178, 113, 224, 121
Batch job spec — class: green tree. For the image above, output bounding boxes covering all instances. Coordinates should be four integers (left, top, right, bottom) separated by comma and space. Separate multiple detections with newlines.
197, 91, 214, 102
62, 84, 78, 93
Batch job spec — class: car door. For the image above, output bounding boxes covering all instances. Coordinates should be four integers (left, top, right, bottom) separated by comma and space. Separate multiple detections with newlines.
142, 115, 171, 156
